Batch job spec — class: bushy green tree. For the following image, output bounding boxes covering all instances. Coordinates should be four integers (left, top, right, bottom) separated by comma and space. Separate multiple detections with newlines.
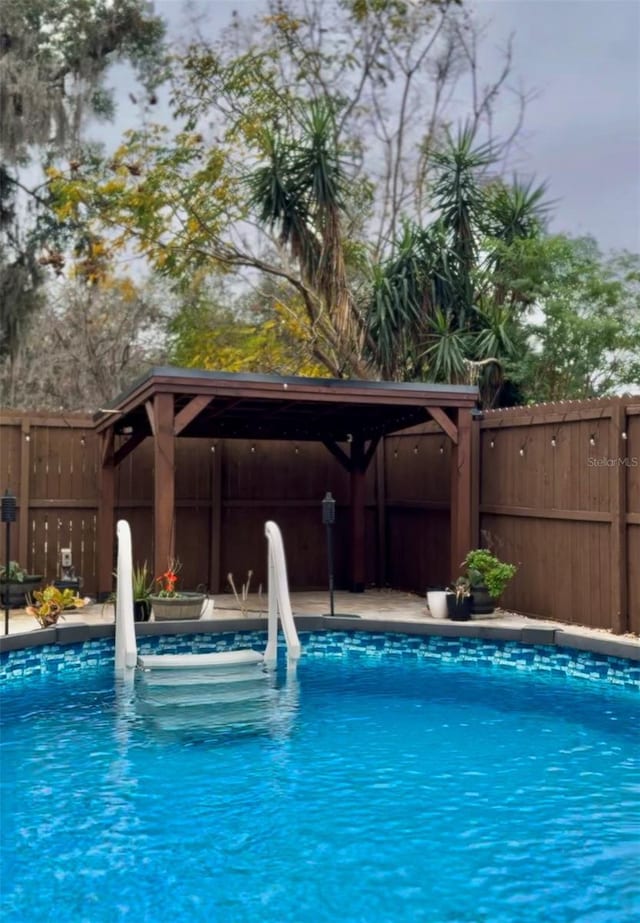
0, 0, 166, 370
511, 239, 640, 401
47, 0, 535, 384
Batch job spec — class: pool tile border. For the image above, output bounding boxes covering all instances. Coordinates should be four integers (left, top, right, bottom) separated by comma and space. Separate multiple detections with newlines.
1, 619, 638, 689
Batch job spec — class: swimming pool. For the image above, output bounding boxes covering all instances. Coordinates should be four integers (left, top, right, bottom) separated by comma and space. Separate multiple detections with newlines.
1, 631, 639, 922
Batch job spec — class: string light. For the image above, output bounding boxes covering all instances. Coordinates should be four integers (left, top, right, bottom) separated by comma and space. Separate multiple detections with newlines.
413, 445, 419, 455
439, 444, 444, 455
551, 437, 557, 447
489, 439, 495, 449
622, 431, 628, 440
589, 434, 596, 446
250, 445, 256, 453
519, 446, 525, 457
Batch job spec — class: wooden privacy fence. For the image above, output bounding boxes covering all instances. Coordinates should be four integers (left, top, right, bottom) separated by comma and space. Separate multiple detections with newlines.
478, 397, 640, 635
1, 396, 638, 633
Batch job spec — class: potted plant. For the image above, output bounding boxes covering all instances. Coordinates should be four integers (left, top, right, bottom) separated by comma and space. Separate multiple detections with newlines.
463, 549, 517, 615
149, 560, 207, 621
132, 562, 153, 622
26, 584, 90, 628
0, 561, 44, 608
426, 587, 448, 619
446, 577, 472, 621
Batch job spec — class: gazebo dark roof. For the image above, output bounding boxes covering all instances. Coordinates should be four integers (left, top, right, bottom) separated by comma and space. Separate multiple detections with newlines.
94, 367, 478, 442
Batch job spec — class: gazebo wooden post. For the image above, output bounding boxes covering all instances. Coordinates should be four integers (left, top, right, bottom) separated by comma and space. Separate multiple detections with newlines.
450, 407, 473, 577
97, 428, 115, 599
153, 393, 176, 580
350, 438, 366, 593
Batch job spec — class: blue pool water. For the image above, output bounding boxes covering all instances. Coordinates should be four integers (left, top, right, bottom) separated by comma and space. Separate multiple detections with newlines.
1, 633, 639, 923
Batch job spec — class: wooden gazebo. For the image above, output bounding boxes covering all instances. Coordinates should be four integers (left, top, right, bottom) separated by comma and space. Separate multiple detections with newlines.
94, 368, 478, 597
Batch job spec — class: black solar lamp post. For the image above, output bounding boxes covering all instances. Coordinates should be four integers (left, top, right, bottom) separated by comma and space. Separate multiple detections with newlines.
322, 492, 336, 617
2, 488, 17, 636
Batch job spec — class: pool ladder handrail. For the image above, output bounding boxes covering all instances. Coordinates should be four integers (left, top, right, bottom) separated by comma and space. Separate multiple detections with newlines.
264, 520, 301, 665
115, 520, 137, 672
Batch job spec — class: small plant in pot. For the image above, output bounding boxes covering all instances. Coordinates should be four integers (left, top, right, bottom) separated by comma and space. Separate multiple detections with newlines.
132, 562, 153, 622
0, 561, 44, 608
149, 559, 207, 621
446, 577, 472, 621
463, 549, 517, 615
26, 585, 89, 628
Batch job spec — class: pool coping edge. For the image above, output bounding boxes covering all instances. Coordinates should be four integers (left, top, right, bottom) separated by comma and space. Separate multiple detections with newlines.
1, 616, 639, 663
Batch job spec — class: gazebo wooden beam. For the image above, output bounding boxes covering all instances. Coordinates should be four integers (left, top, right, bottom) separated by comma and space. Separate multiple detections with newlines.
322, 439, 352, 472
323, 435, 380, 591
426, 405, 458, 444
450, 408, 473, 577
174, 395, 214, 436
350, 438, 367, 592
153, 393, 175, 580
113, 431, 147, 468
97, 428, 115, 598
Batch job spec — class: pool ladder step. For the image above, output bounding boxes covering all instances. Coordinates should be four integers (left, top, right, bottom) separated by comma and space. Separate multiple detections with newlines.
136, 669, 276, 732
137, 649, 264, 673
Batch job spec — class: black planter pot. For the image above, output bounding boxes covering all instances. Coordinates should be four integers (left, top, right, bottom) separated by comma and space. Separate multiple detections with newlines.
134, 599, 152, 622
471, 583, 495, 615
0, 576, 44, 608
446, 593, 472, 621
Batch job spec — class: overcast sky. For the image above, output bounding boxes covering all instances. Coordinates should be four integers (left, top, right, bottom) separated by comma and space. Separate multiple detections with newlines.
103, 0, 640, 254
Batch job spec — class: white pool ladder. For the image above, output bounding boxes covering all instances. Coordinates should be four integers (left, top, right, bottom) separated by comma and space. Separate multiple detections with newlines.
114, 519, 301, 677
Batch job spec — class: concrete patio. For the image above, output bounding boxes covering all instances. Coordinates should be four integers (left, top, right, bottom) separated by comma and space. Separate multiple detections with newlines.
3, 589, 639, 661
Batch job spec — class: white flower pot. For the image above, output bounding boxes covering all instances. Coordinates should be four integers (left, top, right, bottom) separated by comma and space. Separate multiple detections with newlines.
426, 590, 448, 619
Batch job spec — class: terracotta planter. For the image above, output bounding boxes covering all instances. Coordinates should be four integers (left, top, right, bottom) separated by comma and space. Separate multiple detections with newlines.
150, 592, 206, 621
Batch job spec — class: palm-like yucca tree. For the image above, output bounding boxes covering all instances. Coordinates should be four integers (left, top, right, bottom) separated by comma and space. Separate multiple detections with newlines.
366, 126, 550, 404
429, 125, 494, 329
247, 98, 366, 373
249, 108, 548, 399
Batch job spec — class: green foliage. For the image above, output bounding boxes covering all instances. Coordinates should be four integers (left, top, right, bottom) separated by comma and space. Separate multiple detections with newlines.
167, 281, 326, 376
41, 0, 637, 406
132, 562, 153, 601
510, 239, 640, 401
452, 576, 471, 601
463, 549, 517, 599
0, 0, 166, 373
0, 561, 26, 582
0, 0, 166, 162
48, 0, 537, 385
26, 584, 88, 628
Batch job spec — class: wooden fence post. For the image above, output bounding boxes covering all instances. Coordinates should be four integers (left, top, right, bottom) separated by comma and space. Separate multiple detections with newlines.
375, 441, 387, 587
209, 441, 223, 593
19, 420, 31, 567
450, 408, 473, 576
610, 402, 628, 633
470, 413, 481, 550
98, 428, 115, 599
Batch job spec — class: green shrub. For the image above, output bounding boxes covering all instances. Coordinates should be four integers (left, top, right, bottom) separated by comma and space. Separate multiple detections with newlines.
463, 549, 517, 599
